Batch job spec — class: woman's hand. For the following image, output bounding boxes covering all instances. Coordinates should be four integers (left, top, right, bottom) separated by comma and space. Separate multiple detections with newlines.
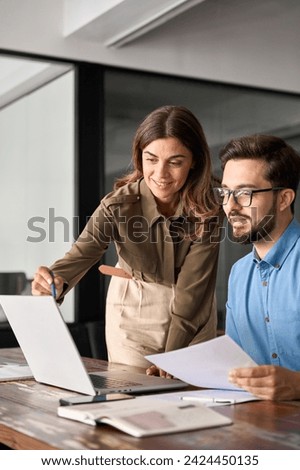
146, 364, 173, 378
31, 266, 64, 300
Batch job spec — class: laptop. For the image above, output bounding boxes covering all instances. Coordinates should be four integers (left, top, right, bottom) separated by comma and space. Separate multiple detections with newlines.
0, 295, 186, 395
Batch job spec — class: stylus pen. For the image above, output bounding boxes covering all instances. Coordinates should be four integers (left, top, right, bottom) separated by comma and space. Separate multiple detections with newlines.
50, 271, 56, 299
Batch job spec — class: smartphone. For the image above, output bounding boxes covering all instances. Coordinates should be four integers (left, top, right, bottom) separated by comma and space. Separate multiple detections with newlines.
59, 393, 134, 406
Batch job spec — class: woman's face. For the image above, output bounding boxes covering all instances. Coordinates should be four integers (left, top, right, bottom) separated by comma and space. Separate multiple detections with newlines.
142, 137, 194, 205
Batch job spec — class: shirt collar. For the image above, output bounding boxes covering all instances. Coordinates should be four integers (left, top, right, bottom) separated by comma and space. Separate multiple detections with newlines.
252, 218, 300, 268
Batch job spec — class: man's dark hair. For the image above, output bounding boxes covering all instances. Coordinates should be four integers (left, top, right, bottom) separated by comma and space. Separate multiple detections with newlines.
219, 134, 300, 213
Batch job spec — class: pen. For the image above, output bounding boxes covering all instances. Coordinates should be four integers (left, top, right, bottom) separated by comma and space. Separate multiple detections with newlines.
50, 271, 56, 299
180, 396, 236, 404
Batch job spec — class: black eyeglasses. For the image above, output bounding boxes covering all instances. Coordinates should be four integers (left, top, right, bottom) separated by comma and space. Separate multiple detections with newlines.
213, 187, 285, 207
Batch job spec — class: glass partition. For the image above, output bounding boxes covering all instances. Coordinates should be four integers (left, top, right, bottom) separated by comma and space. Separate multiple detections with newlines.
0, 56, 75, 321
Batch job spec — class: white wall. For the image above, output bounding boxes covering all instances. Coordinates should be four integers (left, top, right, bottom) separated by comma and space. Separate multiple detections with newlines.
0, 71, 75, 321
0, 0, 300, 94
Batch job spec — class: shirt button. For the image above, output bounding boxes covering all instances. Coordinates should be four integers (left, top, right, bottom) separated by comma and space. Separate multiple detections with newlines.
272, 353, 278, 359
265, 317, 270, 322
262, 281, 268, 286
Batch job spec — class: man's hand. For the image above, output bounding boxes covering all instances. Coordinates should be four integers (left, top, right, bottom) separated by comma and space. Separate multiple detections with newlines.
229, 364, 300, 401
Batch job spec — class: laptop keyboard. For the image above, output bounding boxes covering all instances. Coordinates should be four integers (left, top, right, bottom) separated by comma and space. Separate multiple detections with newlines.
89, 374, 141, 389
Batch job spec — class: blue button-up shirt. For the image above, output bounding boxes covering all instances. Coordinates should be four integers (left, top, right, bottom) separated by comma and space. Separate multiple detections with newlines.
226, 218, 300, 370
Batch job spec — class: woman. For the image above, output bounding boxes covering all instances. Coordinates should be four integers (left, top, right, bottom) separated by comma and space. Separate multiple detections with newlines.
32, 105, 221, 374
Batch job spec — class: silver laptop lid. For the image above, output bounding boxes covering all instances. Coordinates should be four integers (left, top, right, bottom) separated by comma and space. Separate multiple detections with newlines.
0, 295, 95, 394
0, 295, 186, 395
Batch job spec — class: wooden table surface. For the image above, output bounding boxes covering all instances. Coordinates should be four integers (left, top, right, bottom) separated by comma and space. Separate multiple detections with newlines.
0, 348, 300, 450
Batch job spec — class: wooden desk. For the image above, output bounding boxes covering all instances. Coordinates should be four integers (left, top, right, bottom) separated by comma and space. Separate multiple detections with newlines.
0, 348, 300, 450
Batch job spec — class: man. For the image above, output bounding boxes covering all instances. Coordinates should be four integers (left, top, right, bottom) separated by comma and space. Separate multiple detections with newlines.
214, 134, 300, 400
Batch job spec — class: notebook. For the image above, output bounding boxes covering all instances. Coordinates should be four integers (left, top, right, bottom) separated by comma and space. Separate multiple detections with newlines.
57, 396, 232, 437
0, 295, 186, 395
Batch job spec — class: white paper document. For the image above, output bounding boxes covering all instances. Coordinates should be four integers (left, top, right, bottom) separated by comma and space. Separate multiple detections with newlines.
146, 389, 260, 406
146, 335, 257, 390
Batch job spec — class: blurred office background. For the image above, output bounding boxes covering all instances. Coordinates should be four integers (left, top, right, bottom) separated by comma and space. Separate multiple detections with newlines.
0, 0, 300, 356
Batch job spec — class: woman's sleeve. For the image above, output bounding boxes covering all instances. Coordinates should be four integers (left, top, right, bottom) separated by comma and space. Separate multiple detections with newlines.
50, 203, 114, 298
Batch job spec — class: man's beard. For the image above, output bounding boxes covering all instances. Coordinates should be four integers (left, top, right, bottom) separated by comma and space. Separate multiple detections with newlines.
229, 202, 277, 245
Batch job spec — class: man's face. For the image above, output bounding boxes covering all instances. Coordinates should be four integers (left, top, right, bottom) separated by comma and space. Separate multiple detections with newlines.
221, 159, 278, 244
